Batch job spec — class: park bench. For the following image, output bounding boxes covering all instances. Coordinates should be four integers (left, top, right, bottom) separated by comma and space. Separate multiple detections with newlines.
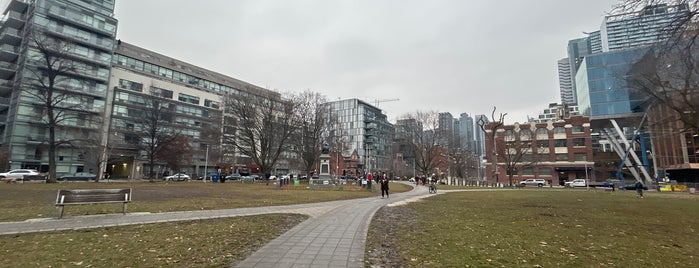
54, 188, 132, 219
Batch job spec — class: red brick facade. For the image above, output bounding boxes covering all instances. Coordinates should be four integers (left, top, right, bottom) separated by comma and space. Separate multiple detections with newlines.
484, 116, 594, 186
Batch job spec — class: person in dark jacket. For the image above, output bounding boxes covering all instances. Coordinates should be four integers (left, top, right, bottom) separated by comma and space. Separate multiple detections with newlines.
635, 181, 644, 198
380, 175, 389, 198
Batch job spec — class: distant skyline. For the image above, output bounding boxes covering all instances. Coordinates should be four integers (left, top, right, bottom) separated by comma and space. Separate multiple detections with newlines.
1, 0, 620, 123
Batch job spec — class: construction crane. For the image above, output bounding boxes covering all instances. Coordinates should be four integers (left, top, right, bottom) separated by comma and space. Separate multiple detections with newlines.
374, 98, 399, 107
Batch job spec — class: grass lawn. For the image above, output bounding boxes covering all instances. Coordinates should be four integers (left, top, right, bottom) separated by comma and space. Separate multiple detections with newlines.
0, 181, 411, 222
0, 181, 412, 267
367, 189, 699, 267
0, 213, 308, 267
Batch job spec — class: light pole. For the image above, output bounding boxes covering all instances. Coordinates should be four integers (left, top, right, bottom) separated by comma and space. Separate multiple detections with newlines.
412, 158, 416, 178
204, 144, 209, 182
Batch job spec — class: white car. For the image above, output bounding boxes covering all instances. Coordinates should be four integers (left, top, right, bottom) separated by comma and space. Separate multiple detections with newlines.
164, 173, 190, 181
565, 179, 587, 188
519, 179, 547, 187
0, 169, 41, 181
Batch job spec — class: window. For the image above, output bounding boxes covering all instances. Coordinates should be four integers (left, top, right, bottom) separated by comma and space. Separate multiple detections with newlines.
537, 140, 549, 148
204, 99, 220, 109
553, 127, 566, 134
554, 139, 567, 147
118, 79, 143, 92
555, 153, 568, 161
572, 138, 586, 147
520, 129, 532, 140
572, 125, 584, 133
521, 168, 535, 175
504, 130, 515, 141
536, 128, 548, 139
538, 168, 552, 175
151, 87, 173, 99
574, 154, 587, 161
178, 93, 200, 105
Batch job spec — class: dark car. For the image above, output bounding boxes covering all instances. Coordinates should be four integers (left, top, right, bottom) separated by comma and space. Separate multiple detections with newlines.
59, 172, 97, 181
622, 183, 648, 190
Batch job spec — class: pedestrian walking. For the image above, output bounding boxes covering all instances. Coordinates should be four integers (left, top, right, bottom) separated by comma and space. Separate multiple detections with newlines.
380, 176, 389, 198
636, 181, 644, 198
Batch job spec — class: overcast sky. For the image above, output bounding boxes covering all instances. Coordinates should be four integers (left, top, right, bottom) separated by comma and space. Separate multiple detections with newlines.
18, 0, 622, 123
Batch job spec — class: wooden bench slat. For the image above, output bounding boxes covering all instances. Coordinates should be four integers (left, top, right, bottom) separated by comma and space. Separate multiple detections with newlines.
55, 188, 132, 219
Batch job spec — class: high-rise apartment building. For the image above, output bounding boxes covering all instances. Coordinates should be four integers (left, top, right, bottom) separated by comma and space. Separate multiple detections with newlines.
589, 31, 602, 54
0, 0, 117, 174
437, 112, 454, 147
324, 99, 394, 174
600, 4, 689, 52
108, 41, 283, 179
474, 114, 488, 157
557, 58, 574, 105
458, 113, 474, 152
560, 37, 596, 105
562, 4, 687, 108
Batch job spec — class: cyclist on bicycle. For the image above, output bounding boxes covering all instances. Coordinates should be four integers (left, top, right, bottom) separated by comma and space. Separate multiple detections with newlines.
428, 173, 437, 193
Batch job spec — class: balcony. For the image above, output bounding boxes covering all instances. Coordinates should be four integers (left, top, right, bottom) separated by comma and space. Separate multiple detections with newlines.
44, 28, 115, 54
2, 10, 26, 29
0, 27, 21, 46
0, 61, 16, 79
0, 78, 13, 95
0, 96, 9, 113
5, 0, 28, 14
0, 44, 19, 62
46, 8, 116, 37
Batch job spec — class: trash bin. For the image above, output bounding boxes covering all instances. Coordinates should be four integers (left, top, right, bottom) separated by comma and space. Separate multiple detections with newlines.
294, 179, 300, 187
211, 173, 219, 183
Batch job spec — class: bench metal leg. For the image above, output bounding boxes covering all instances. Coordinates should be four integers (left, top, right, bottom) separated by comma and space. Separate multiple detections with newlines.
57, 206, 64, 219
122, 203, 128, 215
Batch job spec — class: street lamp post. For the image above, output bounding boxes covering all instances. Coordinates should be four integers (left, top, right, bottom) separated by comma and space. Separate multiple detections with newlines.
204, 144, 209, 182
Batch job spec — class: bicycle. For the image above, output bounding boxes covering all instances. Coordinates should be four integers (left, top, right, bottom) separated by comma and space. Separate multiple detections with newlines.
428, 183, 437, 194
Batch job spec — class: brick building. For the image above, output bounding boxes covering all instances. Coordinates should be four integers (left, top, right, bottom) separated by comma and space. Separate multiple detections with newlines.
484, 116, 594, 186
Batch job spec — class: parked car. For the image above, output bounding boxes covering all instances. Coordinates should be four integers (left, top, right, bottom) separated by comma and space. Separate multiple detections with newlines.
0, 169, 41, 181
622, 183, 648, 191
251, 174, 261, 180
519, 179, 547, 187
225, 173, 241, 180
564, 179, 587, 188
164, 173, 190, 181
59, 172, 97, 181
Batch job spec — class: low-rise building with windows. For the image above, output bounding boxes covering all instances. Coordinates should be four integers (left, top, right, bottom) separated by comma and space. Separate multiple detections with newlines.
484, 116, 594, 186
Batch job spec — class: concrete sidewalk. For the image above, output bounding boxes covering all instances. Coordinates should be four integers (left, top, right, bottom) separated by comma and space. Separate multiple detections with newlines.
0, 182, 434, 267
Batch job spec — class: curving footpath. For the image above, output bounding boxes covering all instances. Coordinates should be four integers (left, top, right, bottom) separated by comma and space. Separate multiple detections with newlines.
0, 183, 445, 267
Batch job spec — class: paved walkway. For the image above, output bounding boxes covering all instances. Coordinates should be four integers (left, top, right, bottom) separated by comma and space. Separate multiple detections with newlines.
0, 182, 438, 267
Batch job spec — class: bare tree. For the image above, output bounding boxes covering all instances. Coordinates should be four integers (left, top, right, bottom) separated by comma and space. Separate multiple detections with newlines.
157, 134, 193, 173
22, 29, 99, 182
615, 1, 699, 133
496, 136, 537, 186
223, 88, 296, 177
478, 107, 507, 184
289, 90, 329, 177
397, 111, 448, 177
131, 89, 179, 180
629, 38, 699, 133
